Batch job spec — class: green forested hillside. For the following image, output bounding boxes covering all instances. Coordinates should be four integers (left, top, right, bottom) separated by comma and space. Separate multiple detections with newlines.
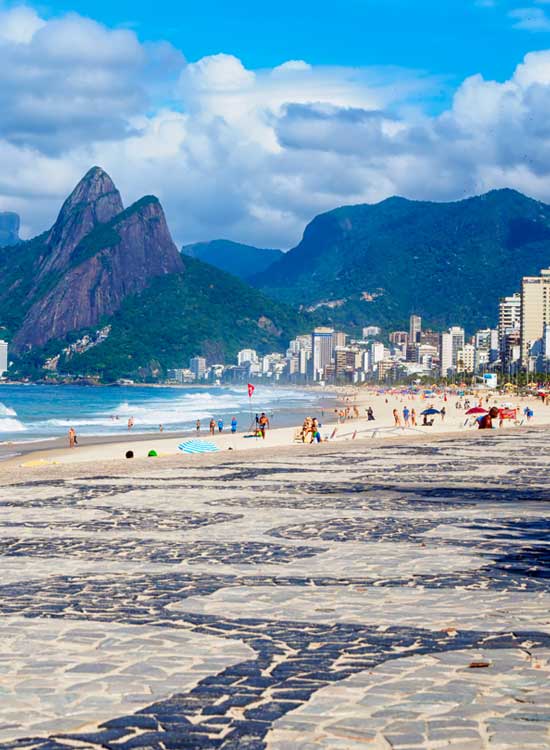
19, 258, 309, 382
182, 239, 283, 279
253, 189, 550, 331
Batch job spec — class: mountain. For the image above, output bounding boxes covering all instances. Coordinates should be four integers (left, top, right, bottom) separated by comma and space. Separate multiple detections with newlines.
1, 167, 183, 353
0, 212, 20, 247
182, 239, 283, 279
252, 189, 550, 332
45, 257, 308, 382
2, 167, 307, 381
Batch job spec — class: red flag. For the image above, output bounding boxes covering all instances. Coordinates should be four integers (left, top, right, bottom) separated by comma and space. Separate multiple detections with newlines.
247, 383, 255, 398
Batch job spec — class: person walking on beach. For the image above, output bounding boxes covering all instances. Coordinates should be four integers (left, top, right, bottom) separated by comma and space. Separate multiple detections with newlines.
367, 406, 375, 421
218, 418, 224, 433
209, 418, 216, 435
440, 406, 446, 422
258, 412, 270, 439
196, 419, 201, 434
393, 408, 401, 427
411, 408, 417, 427
231, 416, 238, 434
403, 406, 410, 427
68, 427, 77, 448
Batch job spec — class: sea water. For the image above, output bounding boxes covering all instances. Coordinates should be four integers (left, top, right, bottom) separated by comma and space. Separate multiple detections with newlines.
0, 383, 329, 444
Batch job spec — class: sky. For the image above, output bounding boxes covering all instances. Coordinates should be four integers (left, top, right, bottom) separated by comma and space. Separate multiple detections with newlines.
2, 0, 550, 248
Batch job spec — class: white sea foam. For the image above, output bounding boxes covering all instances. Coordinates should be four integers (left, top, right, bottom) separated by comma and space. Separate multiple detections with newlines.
0, 386, 324, 438
0, 403, 17, 417
0, 418, 26, 433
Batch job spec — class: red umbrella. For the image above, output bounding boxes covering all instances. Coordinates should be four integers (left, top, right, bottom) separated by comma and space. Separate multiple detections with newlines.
466, 406, 488, 415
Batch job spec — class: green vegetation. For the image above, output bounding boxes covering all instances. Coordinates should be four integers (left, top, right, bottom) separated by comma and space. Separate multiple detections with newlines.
253, 189, 550, 333
182, 239, 283, 279
34, 257, 310, 382
0, 232, 53, 338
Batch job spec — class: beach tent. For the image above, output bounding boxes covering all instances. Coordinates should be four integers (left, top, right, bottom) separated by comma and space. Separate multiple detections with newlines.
178, 440, 220, 455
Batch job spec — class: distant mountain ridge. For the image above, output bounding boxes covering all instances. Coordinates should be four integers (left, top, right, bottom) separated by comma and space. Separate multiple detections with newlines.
252, 188, 550, 331
182, 239, 283, 279
0, 212, 21, 247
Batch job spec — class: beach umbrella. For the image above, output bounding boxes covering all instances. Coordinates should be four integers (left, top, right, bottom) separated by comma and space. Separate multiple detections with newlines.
178, 439, 220, 455
466, 407, 488, 415
421, 408, 440, 415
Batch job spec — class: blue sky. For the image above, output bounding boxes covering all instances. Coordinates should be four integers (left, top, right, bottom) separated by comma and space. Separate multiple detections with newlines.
1, 0, 550, 247
36, 0, 548, 88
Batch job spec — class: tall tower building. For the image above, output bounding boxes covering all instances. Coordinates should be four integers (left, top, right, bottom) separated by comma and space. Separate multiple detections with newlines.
499, 293, 521, 343
189, 356, 207, 380
409, 315, 422, 344
448, 326, 465, 367
521, 269, 550, 365
0, 340, 7, 376
332, 331, 347, 349
311, 327, 334, 380
440, 333, 453, 377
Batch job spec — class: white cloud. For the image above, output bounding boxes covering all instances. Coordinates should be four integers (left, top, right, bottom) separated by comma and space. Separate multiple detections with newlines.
0, 6, 45, 43
3, 4, 550, 251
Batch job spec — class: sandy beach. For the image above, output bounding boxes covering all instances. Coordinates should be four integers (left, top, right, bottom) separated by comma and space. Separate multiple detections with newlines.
2, 387, 549, 477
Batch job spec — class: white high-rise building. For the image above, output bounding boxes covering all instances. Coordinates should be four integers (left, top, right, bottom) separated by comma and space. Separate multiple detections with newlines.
289, 334, 312, 355
237, 349, 259, 366
457, 343, 475, 373
521, 269, 550, 365
362, 326, 381, 338
0, 340, 7, 377
311, 328, 334, 380
409, 314, 422, 344
448, 326, 465, 367
189, 356, 207, 380
499, 293, 521, 337
440, 332, 453, 377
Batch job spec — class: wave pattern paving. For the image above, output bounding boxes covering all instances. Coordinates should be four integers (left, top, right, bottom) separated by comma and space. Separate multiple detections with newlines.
0, 430, 548, 748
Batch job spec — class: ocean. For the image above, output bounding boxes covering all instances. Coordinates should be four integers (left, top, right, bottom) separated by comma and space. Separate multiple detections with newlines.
0, 383, 331, 445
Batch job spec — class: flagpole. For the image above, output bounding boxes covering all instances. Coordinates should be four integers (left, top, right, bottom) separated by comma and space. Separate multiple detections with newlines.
247, 383, 255, 434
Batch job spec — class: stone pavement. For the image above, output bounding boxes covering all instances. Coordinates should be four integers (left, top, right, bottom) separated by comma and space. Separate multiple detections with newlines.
0, 429, 548, 749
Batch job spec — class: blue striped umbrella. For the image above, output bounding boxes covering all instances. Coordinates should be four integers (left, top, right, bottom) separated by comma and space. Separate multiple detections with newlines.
178, 439, 220, 454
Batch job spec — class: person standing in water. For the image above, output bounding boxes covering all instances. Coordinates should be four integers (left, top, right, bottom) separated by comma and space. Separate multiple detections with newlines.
231, 416, 238, 434
196, 419, 201, 434
127, 417, 134, 431
68, 427, 77, 448
209, 418, 216, 435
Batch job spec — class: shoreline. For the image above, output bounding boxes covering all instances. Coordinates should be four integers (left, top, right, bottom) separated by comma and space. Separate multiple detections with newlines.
2, 421, 550, 486
2, 385, 550, 480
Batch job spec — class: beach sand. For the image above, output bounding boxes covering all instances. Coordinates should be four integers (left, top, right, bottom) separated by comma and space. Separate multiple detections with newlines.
1, 387, 549, 479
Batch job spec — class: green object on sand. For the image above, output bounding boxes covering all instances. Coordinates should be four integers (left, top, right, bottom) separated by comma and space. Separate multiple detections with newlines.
148, 450, 158, 457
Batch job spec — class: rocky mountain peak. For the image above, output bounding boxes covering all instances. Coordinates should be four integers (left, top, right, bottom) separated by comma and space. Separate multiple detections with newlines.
43, 167, 124, 273
13, 188, 184, 353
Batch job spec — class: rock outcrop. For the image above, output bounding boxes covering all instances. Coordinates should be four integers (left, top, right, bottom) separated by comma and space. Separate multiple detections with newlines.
9, 169, 184, 352
38, 167, 124, 278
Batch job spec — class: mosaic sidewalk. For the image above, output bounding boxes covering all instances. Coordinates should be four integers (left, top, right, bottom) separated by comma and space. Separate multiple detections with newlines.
0, 430, 549, 749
